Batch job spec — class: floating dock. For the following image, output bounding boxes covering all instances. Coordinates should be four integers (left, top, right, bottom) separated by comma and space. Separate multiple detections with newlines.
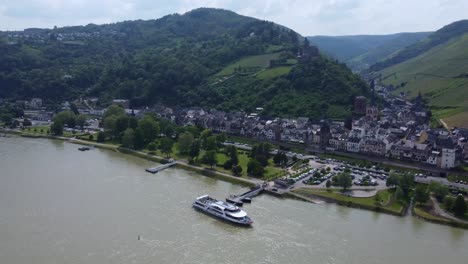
226, 184, 265, 206
145, 162, 177, 173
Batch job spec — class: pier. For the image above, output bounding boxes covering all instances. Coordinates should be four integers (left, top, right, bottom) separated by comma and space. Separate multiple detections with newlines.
226, 184, 266, 206
146, 162, 177, 173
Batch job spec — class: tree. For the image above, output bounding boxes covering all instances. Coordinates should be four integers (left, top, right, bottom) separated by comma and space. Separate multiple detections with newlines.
216, 133, 226, 147
395, 186, 404, 201
97, 131, 106, 142
138, 115, 159, 144
386, 173, 399, 187
204, 135, 218, 151
399, 173, 415, 198
228, 146, 239, 165
115, 116, 129, 137
223, 160, 233, 170
247, 158, 264, 177
189, 140, 201, 162
88, 134, 94, 140
250, 143, 271, 167
336, 173, 352, 191
443, 196, 455, 210
103, 115, 118, 138
273, 152, 287, 166
202, 150, 217, 168
386, 173, 414, 200
232, 165, 243, 176
121, 128, 135, 149
50, 120, 64, 135
128, 116, 138, 129
76, 114, 88, 129
200, 129, 213, 146
159, 137, 174, 158
414, 185, 429, 205
53, 111, 76, 128
428, 182, 449, 202
133, 127, 145, 150
452, 195, 467, 217
177, 132, 194, 154
103, 105, 125, 119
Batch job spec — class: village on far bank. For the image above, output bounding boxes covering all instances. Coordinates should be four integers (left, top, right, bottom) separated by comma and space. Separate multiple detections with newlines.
2, 81, 468, 226
2, 81, 467, 172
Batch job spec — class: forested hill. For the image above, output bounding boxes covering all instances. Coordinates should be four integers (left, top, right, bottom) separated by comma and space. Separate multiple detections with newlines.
0, 8, 370, 119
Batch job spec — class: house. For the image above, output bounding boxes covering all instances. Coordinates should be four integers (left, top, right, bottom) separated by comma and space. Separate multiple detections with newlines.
112, 99, 130, 109
439, 140, 456, 169
360, 139, 386, 156
354, 96, 367, 115
346, 137, 361, 153
366, 105, 379, 120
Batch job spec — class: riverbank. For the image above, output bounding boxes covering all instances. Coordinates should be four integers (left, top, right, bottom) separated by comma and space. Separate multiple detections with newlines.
412, 200, 468, 230
292, 188, 406, 216
1, 129, 259, 188
3, 128, 467, 229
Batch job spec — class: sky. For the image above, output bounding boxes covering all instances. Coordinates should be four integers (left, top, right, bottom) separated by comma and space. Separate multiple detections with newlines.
1, 0, 468, 35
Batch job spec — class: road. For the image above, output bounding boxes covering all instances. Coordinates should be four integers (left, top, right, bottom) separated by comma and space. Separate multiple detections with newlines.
415, 176, 468, 191
430, 196, 468, 224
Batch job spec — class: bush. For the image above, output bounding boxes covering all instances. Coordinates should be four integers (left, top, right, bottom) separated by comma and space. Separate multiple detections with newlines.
88, 134, 94, 140
223, 160, 233, 170
232, 165, 242, 176
97, 131, 105, 142
147, 142, 157, 151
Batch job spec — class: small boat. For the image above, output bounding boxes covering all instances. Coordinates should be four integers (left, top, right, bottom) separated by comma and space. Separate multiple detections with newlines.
78, 147, 91, 151
193, 195, 253, 226
241, 197, 252, 203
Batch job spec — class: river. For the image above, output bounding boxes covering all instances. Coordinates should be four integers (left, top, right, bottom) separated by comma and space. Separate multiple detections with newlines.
0, 137, 467, 264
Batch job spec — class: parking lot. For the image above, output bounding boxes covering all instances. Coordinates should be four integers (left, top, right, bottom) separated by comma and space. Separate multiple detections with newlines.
286, 157, 389, 190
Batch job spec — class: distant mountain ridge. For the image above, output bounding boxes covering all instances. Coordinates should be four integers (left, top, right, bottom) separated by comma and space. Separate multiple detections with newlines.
0, 8, 370, 120
308, 32, 431, 71
369, 20, 468, 72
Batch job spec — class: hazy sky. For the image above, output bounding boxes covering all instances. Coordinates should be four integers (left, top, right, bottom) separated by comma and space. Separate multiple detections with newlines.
1, 0, 467, 35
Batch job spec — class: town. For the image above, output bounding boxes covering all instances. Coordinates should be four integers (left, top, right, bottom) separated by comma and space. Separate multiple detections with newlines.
3, 80, 467, 174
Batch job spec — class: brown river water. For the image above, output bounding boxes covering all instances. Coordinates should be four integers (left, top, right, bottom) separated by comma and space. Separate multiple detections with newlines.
0, 137, 467, 264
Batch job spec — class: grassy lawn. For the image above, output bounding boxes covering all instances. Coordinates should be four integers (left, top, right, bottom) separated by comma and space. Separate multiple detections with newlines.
216, 52, 282, 76
256, 66, 292, 79
24, 125, 50, 134
413, 205, 452, 222
442, 109, 468, 129
293, 188, 404, 214
447, 174, 468, 182
265, 45, 284, 53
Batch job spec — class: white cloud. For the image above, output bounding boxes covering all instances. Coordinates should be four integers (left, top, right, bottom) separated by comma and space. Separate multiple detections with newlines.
1, 0, 467, 35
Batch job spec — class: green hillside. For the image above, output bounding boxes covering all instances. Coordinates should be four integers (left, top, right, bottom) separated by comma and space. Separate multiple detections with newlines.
370, 20, 468, 72
0, 8, 371, 120
308, 33, 430, 72
378, 32, 468, 128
